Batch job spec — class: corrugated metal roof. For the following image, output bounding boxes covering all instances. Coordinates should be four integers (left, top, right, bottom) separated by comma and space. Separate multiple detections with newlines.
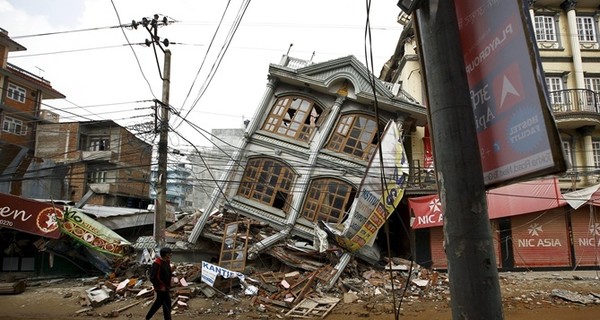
81, 205, 153, 218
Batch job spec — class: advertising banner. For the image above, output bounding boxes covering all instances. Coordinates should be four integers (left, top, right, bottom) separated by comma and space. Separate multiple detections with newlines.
60, 206, 131, 256
332, 120, 409, 252
0, 192, 63, 239
455, 0, 565, 186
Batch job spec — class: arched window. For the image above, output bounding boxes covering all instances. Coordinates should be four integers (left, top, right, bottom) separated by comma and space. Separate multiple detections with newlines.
263, 96, 321, 142
302, 178, 356, 224
238, 158, 295, 212
326, 113, 379, 161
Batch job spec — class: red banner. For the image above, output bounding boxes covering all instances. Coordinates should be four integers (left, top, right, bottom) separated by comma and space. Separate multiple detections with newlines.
409, 178, 566, 229
0, 193, 63, 238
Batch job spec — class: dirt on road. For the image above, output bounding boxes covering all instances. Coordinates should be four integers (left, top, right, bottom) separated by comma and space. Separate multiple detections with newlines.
1, 270, 599, 320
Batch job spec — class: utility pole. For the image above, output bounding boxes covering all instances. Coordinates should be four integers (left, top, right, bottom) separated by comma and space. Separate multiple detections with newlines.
134, 14, 172, 248
412, 1, 504, 319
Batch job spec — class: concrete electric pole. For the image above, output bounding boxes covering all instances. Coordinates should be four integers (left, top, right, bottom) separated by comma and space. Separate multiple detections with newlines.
134, 14, 172, 247
412, 1, 504, 319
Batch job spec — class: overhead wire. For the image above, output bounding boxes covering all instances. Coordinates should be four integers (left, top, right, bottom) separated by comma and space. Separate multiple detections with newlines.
109, 0, 158, 99
175, 0, 252, 129
7, 44, 138, 58
361, 1, 410, 318
10, 24, 133, 39
177, 0, 233, 120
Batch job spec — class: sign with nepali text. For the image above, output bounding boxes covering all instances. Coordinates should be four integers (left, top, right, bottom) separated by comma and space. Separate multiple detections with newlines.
455, 0, 565, 187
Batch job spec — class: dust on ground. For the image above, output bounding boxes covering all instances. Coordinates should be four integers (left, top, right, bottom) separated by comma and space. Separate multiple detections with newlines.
1, 270, 599, 320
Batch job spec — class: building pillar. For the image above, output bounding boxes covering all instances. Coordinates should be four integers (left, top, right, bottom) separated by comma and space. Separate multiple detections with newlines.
561, 0, 585, 90
528, 1, 536, 26
246, 76, 279, 136
577, 125, 596, 186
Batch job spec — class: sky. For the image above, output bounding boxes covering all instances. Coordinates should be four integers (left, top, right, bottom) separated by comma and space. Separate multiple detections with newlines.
1, 0, 404, 149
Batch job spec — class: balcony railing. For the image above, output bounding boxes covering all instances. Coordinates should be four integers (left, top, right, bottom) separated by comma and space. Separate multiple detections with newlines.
548, 89, 599, 113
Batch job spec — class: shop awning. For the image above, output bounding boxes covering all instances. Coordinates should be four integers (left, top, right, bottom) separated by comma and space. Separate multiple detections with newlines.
409, 177, 566, 229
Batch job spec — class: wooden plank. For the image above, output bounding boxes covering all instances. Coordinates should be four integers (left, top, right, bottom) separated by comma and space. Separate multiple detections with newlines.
289, 271, 317, 302
166, 215, 193, 232
285, 297, 339, 318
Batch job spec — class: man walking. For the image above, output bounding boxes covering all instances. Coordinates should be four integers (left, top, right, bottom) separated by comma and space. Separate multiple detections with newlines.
146, 247, 173, 320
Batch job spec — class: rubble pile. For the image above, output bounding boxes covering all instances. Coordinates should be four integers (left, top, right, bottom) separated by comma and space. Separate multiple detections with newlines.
53, 247, 451, 318
3, 210, 598, 319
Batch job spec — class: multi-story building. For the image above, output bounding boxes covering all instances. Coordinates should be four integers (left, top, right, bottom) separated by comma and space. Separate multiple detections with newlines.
150, 160, 193, 212
0, 28, 65, 195
188, 127, 245, 212
381, 1, 600, 270
187, 54, 428, 262
35, 120, 153, 208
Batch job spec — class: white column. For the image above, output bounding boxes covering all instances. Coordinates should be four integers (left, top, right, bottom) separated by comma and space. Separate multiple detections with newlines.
562, 1, 585, 89
528, 1, 535, 27
577, 126, 595, 186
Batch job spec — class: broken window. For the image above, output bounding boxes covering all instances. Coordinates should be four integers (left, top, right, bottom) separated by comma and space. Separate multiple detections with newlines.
302, 178, 356, 223
238, 158, 295, 212
262, 96, 321, 142
326, 113, 380, 161
219, 221, 250, 272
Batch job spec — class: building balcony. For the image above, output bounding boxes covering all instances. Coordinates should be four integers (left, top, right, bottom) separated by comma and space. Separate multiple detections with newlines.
549, 89, 600, 129
89, 181, 149, 199
81, 150, 117, 163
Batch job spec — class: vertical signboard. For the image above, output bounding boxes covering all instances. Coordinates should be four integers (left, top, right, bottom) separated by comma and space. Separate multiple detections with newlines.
331, 120, 409, 252
455, 0, 565, 187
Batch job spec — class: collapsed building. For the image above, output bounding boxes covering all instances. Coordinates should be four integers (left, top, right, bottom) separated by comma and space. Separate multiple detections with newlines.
182, 54, 430, 268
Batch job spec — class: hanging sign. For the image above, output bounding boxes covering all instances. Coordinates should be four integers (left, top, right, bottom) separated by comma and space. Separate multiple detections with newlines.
0, 192, 63, 239
455, 0, 566, 187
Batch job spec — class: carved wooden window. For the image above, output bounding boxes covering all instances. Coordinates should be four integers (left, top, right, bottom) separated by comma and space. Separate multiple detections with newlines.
263, 96, 321, 142
219, 221, 250, 272
238, 158, 295, 212
326, 113, 379, 161
302, 178, 356, 224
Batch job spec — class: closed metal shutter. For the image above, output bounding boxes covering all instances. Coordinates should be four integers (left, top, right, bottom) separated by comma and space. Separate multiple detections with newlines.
570, 206, 600, 267
430, 222, 501, 269
430, 226, 447, 269
511, 210, 571, 268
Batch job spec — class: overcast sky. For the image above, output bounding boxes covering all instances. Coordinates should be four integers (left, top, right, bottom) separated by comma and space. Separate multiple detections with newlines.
1, 0, 404, 149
